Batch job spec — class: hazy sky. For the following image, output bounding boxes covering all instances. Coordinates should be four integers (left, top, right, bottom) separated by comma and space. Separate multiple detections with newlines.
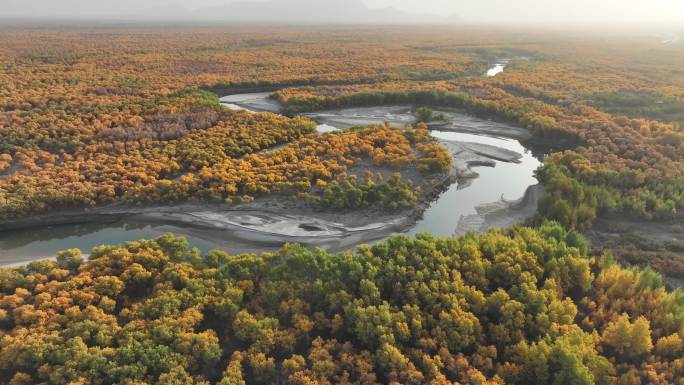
367, 0, 684, 23
4, 0, 684, 25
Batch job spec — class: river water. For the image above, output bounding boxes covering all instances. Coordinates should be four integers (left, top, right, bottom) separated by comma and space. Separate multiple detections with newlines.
411, 130, 539, 236
0, 93, 542, 264
0, 222, 227, 266
486, 60, 509, 77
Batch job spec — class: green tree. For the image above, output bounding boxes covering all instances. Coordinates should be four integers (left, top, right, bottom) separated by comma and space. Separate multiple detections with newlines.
602, 314, 654, 359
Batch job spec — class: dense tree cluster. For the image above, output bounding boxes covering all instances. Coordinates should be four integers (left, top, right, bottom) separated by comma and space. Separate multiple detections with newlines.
0, 117, 444, 218
0, 224, 682, 384
301, 172, 420, 211
0, 65, 447, 219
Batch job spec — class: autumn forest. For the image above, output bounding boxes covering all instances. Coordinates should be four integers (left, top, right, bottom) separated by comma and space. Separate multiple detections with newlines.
1, 23, 684, 384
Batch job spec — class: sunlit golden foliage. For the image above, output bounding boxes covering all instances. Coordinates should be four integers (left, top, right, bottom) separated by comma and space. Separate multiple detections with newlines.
0, 27, 475, 219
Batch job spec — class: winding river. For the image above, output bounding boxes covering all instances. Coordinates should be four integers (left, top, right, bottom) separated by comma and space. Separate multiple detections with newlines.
0, 93, 544, 265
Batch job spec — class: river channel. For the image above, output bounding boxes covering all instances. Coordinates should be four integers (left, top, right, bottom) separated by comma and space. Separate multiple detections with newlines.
0, 90, 544, 265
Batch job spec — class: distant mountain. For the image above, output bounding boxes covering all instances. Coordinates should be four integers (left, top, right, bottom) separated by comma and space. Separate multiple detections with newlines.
3, 0, 187, 19
192, 0, 437, 23
3, 0, 447, 24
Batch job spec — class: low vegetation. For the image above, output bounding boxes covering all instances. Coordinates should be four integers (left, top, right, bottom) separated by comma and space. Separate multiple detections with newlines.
415, 107, 447, 123
590, 91, 684, 126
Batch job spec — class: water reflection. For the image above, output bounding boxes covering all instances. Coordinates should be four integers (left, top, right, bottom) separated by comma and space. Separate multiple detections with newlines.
0, 221, 225, 264
409, 130, 541, 236
485, 59, 510, 77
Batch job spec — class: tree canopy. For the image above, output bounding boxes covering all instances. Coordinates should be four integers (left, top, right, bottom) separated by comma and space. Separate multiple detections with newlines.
0, 223, 682, 384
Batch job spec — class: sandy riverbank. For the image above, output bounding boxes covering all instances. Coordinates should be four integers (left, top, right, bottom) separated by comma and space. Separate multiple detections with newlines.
0, 168, 452, 260
0, 130, 534, 266
304, 105, 532, 142
0, 185, 448, 265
